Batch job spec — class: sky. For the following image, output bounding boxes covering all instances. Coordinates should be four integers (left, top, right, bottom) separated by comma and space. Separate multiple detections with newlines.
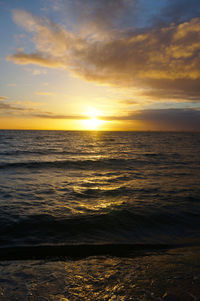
0, 0, 200, 131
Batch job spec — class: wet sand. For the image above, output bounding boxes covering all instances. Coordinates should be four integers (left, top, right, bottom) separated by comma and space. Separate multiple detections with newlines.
0, 246, 200, 300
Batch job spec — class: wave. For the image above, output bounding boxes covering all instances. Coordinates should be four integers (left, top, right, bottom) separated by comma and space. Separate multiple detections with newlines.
72, 185, 157, 198
0, 158, 152, 170
1, 206, 200, 248
0, 154, 193, 171
0, 150, 100, 156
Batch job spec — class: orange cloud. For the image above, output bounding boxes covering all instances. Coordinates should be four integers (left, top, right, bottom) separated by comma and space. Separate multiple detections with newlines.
7, 52, 65, 68
0, 96, 8, 101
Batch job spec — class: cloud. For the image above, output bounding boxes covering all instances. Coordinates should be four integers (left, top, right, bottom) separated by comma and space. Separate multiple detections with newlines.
104, 108, 200, 131
72, 17, 200, 95
0, 100, 36, 113
30, 107, 200, 131
72, 0, 137, 37
7, 6, 200, 103
51, 0, 138, 37
0, 96, 8, 101
0, 97, 199, 131
132, 108, 200, 131
0, 98, 85, 119
140, 81, 200, 102
32, 112, 86, 119
7, 52, 65, 68
0, 99, 46, 117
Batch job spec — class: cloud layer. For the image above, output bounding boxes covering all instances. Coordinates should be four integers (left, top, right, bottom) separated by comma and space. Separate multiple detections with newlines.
125, 108, 200, 131
31, 108, 200, 131
2, 0, 200, 131
7, 2, 200, 104
1, 97, 199, 131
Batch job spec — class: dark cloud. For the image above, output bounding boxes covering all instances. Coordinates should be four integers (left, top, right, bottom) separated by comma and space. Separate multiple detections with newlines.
134, 108, 200, 131
61, 0, 138, 35
32, 113, 87, 119
105, 108, 200, 131
140, 79, 200, 102
75, 0, 127, 25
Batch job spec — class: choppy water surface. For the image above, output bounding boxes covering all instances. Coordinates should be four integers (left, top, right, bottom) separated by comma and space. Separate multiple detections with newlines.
0, 130, 200, 248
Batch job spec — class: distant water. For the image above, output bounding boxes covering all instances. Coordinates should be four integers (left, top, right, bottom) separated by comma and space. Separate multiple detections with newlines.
0, 130, 200, 251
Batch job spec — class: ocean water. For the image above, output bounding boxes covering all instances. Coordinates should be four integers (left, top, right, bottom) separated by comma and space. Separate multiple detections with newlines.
0, 130, 200, 253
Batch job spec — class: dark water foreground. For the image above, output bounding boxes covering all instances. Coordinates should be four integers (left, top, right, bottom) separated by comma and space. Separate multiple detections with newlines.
0, 246, 200, 300
0, 130, 200, 248
0, 130, 200, 299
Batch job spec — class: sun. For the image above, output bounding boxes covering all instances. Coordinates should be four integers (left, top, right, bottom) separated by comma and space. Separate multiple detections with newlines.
81, 107, 105, 130
84, 117, 104, 130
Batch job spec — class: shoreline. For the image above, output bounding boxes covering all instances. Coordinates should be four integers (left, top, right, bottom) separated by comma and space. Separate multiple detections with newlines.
0, 245, 200, 300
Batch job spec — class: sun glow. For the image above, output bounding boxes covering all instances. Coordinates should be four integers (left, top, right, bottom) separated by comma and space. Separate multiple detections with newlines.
82, 107, 105, 130
83, 117, 104, 130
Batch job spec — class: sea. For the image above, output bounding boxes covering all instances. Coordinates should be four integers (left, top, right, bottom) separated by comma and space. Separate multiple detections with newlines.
0, 130, 200, 300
